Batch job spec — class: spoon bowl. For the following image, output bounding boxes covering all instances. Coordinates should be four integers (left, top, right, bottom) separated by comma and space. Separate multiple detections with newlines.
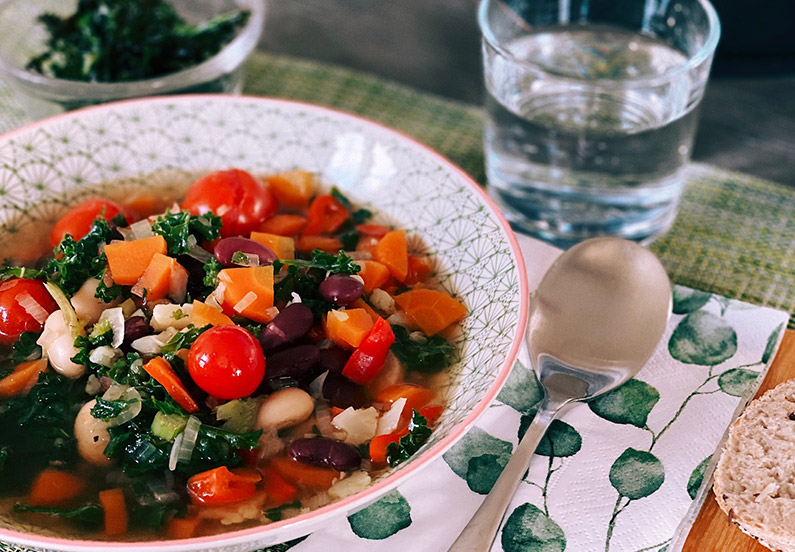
449, 237, 672, 552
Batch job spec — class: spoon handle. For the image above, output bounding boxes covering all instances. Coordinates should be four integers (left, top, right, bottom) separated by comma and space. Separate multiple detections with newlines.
447, 399, 565, 552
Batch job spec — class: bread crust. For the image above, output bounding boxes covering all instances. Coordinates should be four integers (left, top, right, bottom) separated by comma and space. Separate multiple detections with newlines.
714, 378, 795, 551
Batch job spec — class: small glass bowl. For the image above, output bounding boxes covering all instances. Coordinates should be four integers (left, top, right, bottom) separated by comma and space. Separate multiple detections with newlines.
0, 0, 266, 119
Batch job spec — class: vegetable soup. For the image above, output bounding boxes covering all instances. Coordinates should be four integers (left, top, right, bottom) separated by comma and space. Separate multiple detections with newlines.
0, 168, 465, 539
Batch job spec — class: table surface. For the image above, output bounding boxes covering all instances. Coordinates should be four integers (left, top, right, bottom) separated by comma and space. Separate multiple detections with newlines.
258, 0, 795, 187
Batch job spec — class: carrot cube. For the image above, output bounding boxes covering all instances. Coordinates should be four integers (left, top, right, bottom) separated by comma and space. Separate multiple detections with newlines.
250, 231, 295, 260
266, 170, 315, 209
324, 308, 375, 349
105, 235, 167, 286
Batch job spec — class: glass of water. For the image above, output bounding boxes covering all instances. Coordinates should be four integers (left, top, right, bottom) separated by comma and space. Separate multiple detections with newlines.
478, 0, 720, 247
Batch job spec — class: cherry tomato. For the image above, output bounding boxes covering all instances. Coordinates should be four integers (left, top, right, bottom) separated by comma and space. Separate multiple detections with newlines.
187, 325, 265, 400
187, 466, 259, 505
0, 278, 58, 346
181, 169, 278, 238
50, 199, 129, 249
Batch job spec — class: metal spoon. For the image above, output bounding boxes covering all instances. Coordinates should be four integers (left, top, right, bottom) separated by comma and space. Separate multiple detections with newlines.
448, 237, 672, 552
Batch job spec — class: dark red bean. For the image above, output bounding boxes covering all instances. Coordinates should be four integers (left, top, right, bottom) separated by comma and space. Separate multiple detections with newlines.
123, 316, 153, 345
323, 373, 368, 409
319, 274, 364, 305
266, 344, 320, 381
290, 437, 361, 471
259, 303, 314, 353
214, 237, 277, 267
319, 347, 351, 374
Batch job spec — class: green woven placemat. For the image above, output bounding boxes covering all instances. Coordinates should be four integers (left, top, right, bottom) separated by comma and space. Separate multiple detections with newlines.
242, 51, 795, 328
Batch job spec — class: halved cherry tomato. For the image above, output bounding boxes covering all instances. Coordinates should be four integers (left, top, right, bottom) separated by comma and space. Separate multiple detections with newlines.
0, 278, 58, 346
181, 169, 277, 238
50, 199, 129, 248
188, 326, 265, 400
302, 195, 348, 235
187, 466, 259, 506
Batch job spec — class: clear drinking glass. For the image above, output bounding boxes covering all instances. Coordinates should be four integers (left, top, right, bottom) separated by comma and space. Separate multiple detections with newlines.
478, 0, 720, 247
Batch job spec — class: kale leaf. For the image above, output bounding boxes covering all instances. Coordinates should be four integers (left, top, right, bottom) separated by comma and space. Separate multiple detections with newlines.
160, 325, 209, 362
0, 372, 88, 490
0, 264, 46, 281
12, 332, 42, 364
27, 0, 250, 82
273, 249, 360, 275
203, 256, 223, 289
91, 397, 139, 421
385, 410, 432, 468
151, 211, 222, 256
390, 325, 455, 373
44, 218, 112, 295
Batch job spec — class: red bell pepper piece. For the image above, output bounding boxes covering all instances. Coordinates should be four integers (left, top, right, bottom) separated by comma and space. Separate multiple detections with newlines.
303, 195, 348, 235
342, 317, 395, 384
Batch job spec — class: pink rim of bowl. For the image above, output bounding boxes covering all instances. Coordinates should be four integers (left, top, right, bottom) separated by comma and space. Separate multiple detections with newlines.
0, 94, 530, 551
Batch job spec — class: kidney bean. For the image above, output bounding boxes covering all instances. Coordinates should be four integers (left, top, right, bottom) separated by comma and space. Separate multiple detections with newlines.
123, 316, 153, 345
323, 372, 368, 409
319, 274, 364, 305
266, 344, 320, 381
259, 303, 314, 353
318, 347, 351, 374
290, 437, 361, 471
214, 237, 277, 267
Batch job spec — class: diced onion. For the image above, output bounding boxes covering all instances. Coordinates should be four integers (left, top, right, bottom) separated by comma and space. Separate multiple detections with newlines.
168, 433, 183, 472
151, 304, 193, 331
85, 374, 102, 396
314, 400, 336, 438
328, 471, 371, 500
16, 292, 50, 324
332, 407, 379, 445
264, 306, 279, 320
129, 219, 154, 240
176, 415, 201, 465
99, 307, 125, 348
101, 384, 142, 427
308, 371, 329, 399
186, 235, 213, 262
89, 345, 121, 368
376, 397, 407, 436
43, 282, 83, 337
131, 326, 179, 354
290, 292, 302, 304
233, 291, 258, 313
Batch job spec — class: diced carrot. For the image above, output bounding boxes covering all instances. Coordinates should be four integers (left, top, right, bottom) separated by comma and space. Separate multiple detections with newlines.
269, 456, 342, 490
355, 260, 391, 294
261, 469, 298, 507
29, 469, 86, 507
258, 214, 308, 236
369, 430, 408, 465
404, 255, 432, 285
166, 515, 201, 540
303, 195, 348, 235
324, 308, 375, 349
394, 288, 467, 335
373, 230, 408, 282
99, 488, 128, 537
296, 235, 342, 254
229, 467, 263, 484
419, 404, 445, 426
0, 358, 47, 398
266, 170, 315, 209
105, 235, 167, 286
356, 224, 390, 238
217, 266, 274, 323
192, 300, 234, 327
250, 231, 295, 260
131, 253, 185, 302
142, 357, 199, 413
187, 466, 258, 505
350, 298, 379, 323
375, 383, 435, 416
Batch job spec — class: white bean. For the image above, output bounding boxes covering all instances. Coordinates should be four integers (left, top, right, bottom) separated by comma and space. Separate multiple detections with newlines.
74, 400, 112, 466
257, 388, 315, 431
37, 311, 85, 379
71, 278, 119, 324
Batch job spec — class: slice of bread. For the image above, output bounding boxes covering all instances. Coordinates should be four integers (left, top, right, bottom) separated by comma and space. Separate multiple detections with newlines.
714, 378, 795, 551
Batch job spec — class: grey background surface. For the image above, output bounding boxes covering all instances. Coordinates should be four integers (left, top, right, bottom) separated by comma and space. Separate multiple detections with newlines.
259, 0, 795, 186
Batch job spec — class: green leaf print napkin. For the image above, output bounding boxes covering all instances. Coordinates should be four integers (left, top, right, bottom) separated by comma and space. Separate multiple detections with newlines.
267, 234, 789, 552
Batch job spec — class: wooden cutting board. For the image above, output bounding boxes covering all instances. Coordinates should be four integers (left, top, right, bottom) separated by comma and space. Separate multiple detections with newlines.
682, 328, 795, 551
